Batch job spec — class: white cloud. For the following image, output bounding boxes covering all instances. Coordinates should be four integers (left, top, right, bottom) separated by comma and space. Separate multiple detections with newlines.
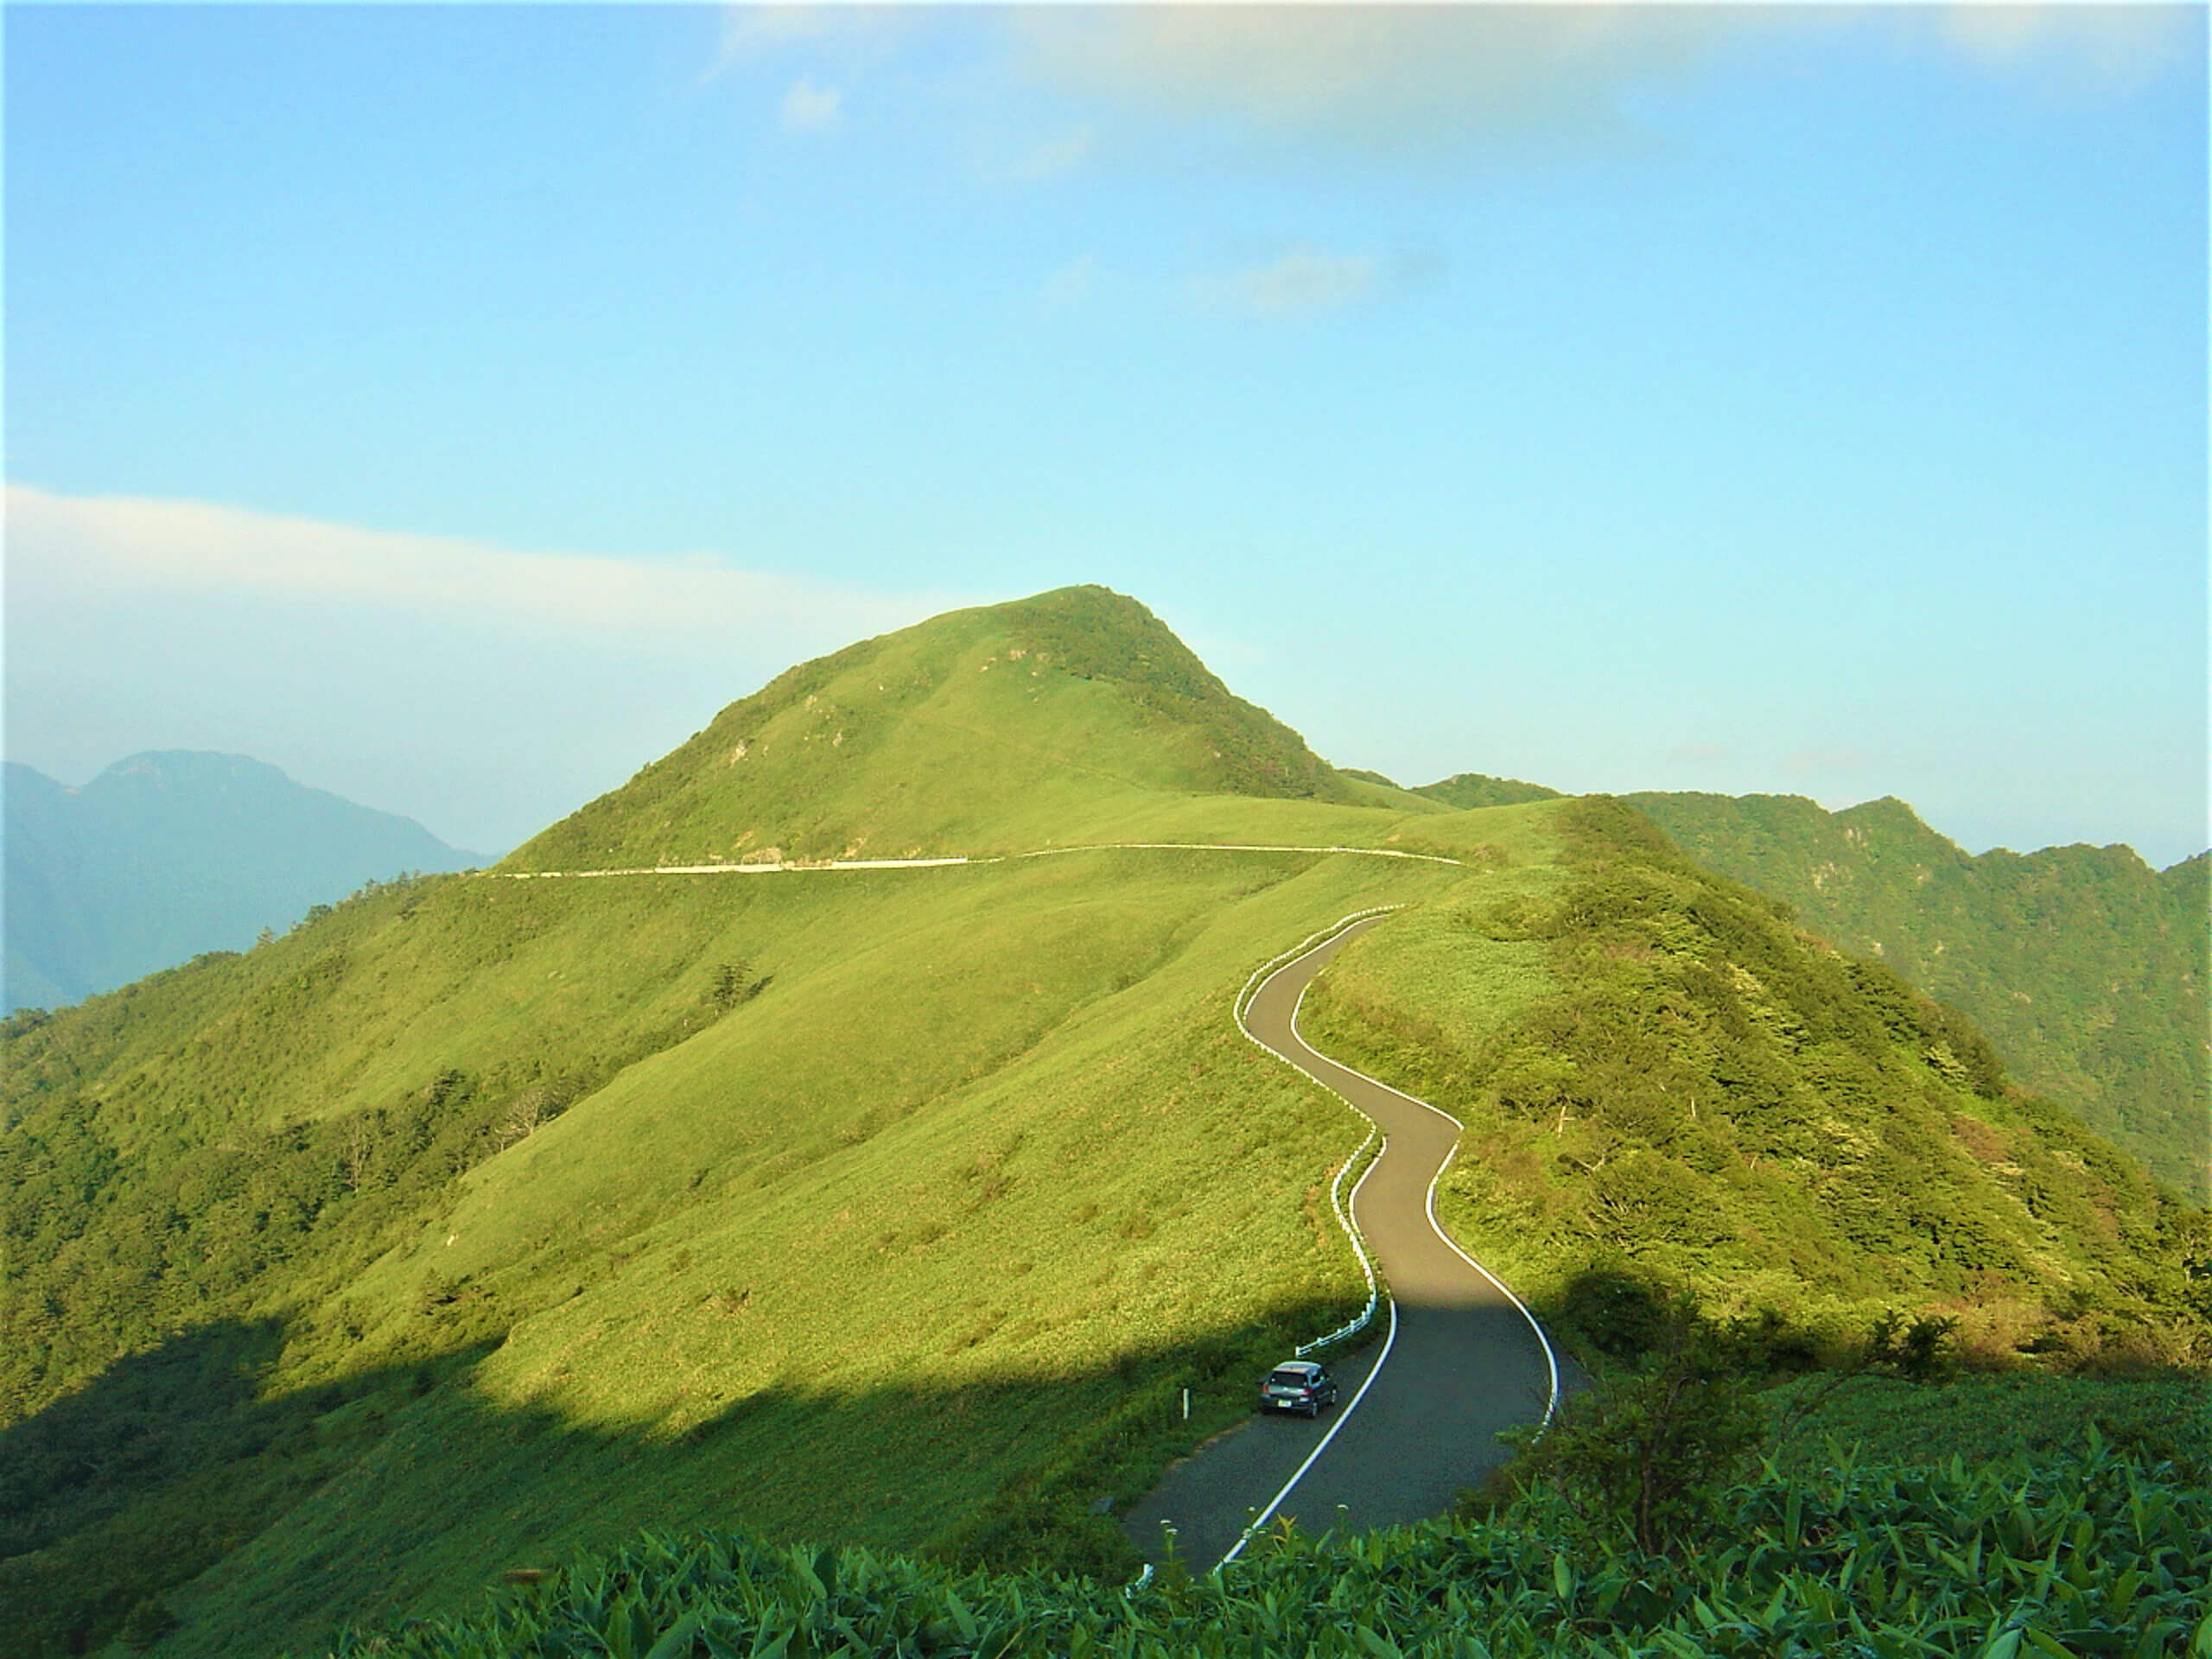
4, 484, 977, 849
1194, 245, 1380, 319
708, 4, 897, 80
1934, 3, 2191, 92
780, 76, 842, 132
999, 5, 2188, 155
4, 483, 946, 645
707, 5, 2194, 163
715, 3, 840, 64
1009, 6, 1762, 155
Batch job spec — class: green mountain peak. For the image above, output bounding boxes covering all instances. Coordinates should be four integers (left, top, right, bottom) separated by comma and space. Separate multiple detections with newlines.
513, 586, 1351, 870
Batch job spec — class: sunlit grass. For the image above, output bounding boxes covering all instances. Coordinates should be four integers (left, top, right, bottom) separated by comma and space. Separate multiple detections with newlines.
49, 834, 1572, 1656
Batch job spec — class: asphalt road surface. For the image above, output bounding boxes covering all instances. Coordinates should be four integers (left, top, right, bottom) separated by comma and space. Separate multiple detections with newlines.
1123, 914, 1562, 1570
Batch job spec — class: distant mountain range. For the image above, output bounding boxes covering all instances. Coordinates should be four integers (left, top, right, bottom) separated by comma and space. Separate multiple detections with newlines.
3, 752, 491, 1012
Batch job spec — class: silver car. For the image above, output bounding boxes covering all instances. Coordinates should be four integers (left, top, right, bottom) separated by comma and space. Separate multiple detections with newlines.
1258, 1359, 1338, 1418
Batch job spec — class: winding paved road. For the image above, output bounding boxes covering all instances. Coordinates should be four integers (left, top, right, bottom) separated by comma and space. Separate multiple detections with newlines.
1124, 914, 1563, 1570
497, 850, 1564, 1566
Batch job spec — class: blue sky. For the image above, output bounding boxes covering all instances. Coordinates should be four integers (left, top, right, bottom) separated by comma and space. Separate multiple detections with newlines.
7, 3, 2205, 865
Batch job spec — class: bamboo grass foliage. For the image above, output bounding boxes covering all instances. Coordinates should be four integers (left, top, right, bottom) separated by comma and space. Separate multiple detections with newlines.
331, 1431, 2209, 1657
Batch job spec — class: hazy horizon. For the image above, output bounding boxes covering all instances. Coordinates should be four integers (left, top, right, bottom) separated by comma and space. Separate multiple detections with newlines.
6, 709, 2203, 875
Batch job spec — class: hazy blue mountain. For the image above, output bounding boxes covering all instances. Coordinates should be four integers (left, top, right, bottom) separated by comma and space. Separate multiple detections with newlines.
3, 753, 490, 1012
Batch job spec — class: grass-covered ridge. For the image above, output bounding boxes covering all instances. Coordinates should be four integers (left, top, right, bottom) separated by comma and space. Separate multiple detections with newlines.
8, 592, 2202, 1658
1624, 790, 2209, 1203
1412, 771, 1565, 810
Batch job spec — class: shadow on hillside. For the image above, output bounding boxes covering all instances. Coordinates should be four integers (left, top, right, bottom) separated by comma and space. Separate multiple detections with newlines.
5, 1266, 1884, 1659
1526, 1263, 1839, 1376
0, 1295, 1367, 1659
0, 1314, 505, 1657
14, 1272, 1888, 1659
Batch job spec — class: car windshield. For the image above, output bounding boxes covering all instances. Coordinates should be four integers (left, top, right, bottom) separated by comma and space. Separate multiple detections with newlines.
1268, 1369, 1311, 1387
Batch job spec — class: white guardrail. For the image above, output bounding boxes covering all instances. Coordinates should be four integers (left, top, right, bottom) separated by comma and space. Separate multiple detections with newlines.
500, 842, 1469, 880
1231, 906, 1408, 1357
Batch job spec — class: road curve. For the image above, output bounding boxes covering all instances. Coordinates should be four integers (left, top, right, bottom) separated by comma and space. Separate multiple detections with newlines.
1124, 913, 1562, 1571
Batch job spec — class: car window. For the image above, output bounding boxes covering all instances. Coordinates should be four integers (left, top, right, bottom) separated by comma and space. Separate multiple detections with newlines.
1268, 1368, 1308, 1385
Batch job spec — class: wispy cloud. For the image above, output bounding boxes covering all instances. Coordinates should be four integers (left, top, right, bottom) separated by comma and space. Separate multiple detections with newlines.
5, 483, 952, 645
1192, 245, 1382, 320
5, 483, 979, 852
779, 75, 842, 132
1933, 3, 2192, 93
1001, 5, 2189, 156
1009, 6, 1763, 156
710, 6, 2194, 162
708, 3, 894, 81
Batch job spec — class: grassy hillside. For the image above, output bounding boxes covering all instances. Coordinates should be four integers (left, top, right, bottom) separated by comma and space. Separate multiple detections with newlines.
11, 793, 2199, 1656
1624, 791, 2209, 1202
1300, 798, 2209, 1371
3, 795, 1533, 1656
1412, 772, 1565, 810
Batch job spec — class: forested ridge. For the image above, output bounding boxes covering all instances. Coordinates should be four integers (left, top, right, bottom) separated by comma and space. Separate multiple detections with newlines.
1623, 790, 2208, 1202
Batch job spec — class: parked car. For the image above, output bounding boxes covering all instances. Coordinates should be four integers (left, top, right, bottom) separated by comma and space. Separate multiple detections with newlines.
1258, 1359, 1338, 1418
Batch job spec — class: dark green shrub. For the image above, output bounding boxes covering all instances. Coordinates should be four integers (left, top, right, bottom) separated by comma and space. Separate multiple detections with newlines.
1508, 1294, 1766, 1557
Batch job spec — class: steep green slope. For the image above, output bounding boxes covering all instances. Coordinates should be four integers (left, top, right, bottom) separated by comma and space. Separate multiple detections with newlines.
1623, 791, 2208, 1202
12, 791, 2195, 1657
515, 586, 1356, 872
1304, 798, 2209, 1370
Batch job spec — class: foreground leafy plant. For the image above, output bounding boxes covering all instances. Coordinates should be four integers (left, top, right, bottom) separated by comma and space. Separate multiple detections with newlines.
325, 1427, 2212, 1658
